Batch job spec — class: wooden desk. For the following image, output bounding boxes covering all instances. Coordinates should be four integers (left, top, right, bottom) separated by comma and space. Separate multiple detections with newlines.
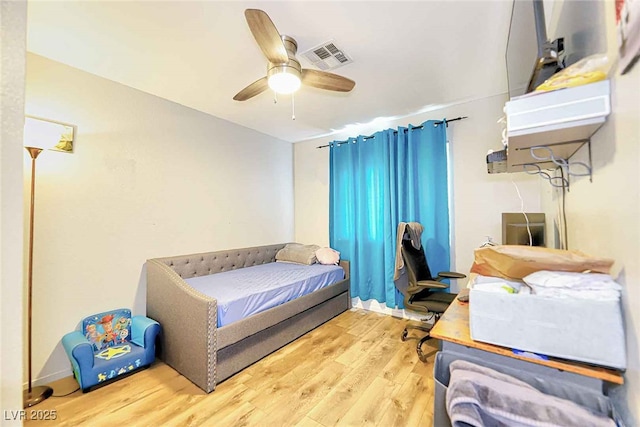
430, 289, 624, 385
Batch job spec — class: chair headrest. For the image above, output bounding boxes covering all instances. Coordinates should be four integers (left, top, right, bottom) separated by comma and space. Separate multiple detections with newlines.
398, 222, 424, 250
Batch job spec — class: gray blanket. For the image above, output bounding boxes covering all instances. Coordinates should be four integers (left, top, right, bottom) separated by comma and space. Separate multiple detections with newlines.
393, 221, 424, 280
446, 360, 615, 427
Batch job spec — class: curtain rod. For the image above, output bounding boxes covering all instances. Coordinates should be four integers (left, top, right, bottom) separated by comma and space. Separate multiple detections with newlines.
315, 116, 468, 149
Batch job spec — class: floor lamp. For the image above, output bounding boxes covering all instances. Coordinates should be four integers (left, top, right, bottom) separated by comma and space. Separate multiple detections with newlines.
22, 117, 71, 408
23, 145, 53, 408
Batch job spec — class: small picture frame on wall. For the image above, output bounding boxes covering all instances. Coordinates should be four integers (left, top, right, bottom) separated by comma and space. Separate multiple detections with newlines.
617, 0, 640, 74
24, 116, 75, 153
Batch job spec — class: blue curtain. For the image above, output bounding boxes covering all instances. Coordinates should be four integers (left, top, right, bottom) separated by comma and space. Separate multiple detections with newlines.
329, 120, 450, 309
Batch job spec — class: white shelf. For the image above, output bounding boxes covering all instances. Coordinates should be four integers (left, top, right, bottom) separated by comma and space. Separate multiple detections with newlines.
504, 81, 610, 173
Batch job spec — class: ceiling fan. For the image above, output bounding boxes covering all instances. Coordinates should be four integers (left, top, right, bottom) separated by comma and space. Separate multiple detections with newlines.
233, 9, 356, 101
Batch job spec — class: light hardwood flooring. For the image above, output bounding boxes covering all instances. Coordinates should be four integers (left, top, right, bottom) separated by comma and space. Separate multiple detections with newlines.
25, 309, 440, 427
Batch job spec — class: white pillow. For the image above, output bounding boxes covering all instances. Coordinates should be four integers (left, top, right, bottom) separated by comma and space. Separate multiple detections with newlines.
315, 247, 340, 265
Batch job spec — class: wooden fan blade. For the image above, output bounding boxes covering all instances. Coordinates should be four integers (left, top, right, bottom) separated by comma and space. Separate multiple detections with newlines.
245, 9, 289, 64
233, 77, 269, 101
301, 69, 355, 92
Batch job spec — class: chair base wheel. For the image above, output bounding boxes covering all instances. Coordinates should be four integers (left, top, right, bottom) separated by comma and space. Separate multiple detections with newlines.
416, 334, 433, 363
401, 323, 437, 362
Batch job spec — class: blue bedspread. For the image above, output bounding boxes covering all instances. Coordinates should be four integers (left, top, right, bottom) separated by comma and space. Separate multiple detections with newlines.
184, 262, 344, 327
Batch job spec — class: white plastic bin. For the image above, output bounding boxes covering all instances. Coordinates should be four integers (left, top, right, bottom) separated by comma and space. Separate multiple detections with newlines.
469, 288, 626, 369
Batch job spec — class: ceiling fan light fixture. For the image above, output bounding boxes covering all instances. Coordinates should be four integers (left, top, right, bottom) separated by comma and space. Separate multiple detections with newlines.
233, 10, 356, 101
267, 65, 301, 94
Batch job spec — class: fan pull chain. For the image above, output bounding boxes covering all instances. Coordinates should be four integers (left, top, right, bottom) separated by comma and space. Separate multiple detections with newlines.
292, 93, 296, 120
273, 91, 278, 104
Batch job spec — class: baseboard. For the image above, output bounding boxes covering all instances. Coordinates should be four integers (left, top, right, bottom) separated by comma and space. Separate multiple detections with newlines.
350, 297, 432, 322
27, 368, 73, 388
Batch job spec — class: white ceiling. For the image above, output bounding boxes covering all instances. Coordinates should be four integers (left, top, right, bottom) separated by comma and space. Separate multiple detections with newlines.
26, 1, 513, 143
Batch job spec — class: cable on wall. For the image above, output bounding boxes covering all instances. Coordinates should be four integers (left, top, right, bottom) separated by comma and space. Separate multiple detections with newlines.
559, 166, 569, 249
511, 179, 533, 246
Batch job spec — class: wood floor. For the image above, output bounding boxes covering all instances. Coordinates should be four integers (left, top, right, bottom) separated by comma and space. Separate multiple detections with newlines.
25, 309, 440, 427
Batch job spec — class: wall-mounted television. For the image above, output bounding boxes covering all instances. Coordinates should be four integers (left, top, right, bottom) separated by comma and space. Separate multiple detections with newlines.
505, 0, 607, 99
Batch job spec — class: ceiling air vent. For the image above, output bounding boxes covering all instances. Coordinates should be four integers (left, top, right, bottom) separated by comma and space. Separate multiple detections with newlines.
301, 40, 353, 71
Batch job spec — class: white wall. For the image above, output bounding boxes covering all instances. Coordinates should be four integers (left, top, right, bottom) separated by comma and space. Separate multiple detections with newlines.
1, 0, 27, 419
294, 94, 542, 294
25, 53, 294, 384
539, 1, 640, 422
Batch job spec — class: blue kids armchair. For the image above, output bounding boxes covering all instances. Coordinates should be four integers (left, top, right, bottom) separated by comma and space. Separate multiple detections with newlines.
62, 308, 160, 392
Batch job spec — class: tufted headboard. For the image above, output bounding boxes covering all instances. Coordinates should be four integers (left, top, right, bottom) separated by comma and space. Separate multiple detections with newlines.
153, 243, 288, 279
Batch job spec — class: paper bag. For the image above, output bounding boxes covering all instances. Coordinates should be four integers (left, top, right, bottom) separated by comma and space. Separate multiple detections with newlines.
470, 245, 614, 280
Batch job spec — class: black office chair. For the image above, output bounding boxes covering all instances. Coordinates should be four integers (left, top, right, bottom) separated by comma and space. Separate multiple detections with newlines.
398, 237, 466, 362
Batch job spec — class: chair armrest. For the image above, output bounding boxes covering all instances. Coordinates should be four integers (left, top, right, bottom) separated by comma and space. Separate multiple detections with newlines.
131, 315, 160, 348
412, 280, 450, 290
436, 271, 467, 280
61, 331, 95, 369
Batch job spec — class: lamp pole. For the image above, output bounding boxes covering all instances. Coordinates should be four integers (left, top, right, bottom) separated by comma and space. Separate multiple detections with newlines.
23, 146, 53, 408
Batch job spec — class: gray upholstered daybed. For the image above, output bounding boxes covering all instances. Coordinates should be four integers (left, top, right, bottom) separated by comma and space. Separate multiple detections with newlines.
146, 243, 350, 393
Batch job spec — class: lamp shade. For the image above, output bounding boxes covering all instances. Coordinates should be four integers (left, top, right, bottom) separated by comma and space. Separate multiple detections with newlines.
24, 117, 71, 151
267, 64, 302, 95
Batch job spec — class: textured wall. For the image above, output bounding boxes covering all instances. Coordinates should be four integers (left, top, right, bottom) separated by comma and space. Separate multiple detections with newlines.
1, 0, 27, 419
